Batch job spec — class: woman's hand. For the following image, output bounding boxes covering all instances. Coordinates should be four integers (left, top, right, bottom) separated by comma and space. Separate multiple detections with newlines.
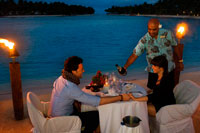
147, 89, 153, 94
128, 93, 136, 100
128, 93, 148, 101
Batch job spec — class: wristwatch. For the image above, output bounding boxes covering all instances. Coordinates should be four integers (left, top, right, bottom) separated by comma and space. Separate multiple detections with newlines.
120, 95, 123, 101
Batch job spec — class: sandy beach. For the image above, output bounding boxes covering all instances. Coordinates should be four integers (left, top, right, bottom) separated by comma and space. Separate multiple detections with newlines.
0, 70, 200, 133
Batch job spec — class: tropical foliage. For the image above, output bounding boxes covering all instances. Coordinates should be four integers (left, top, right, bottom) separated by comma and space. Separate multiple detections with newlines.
105, 0, 200, 16
0, 0, 94, 16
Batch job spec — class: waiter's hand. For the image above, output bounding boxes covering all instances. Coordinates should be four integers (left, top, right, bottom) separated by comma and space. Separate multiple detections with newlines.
177, 62, 184, 71
179, 62, 184, 71
121, 93, 131, 101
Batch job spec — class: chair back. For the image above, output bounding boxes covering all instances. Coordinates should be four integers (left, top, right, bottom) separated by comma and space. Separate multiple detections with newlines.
174, 80, 200, 104
27, 92, 47, 132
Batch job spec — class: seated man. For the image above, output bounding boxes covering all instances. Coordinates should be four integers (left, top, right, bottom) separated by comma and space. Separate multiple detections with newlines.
48, 56, 131, 133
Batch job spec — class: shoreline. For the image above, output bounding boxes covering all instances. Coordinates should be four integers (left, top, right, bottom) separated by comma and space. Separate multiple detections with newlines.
136, 14, 200, 19
1, 14, 200, 19
106, 13, 200, 19
0, 66, 200, 101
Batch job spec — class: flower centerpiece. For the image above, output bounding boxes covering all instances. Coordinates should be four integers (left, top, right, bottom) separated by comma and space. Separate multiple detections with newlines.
88, 70, 106, 92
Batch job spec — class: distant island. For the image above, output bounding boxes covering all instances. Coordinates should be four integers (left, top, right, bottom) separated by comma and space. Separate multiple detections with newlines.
0, 0, 94, 16
105, 0, 200, 16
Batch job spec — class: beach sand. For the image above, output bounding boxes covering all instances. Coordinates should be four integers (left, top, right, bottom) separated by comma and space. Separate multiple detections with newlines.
0, 70, 200, 133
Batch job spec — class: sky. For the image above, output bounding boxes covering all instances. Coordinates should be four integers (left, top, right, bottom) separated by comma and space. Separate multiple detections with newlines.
26, 0, 158, 14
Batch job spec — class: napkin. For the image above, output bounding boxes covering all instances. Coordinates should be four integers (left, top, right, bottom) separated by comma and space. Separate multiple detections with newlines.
105, 89, 119, 96
122, 83, 147, 98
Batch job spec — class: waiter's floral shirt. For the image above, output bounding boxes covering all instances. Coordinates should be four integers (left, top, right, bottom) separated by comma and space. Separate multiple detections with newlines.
134, 29, 177, 72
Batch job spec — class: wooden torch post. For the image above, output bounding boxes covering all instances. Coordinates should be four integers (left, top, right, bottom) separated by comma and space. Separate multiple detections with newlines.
173, 41, 184, 86
9, 48, 24, 120
0, 39, 24, 120
174, 23, 187, 86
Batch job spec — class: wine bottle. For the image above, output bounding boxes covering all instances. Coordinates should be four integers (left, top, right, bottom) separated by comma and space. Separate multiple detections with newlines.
115, 64, 127, 76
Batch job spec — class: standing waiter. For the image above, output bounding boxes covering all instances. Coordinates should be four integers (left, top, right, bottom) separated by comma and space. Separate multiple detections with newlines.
121, 18, 184, 87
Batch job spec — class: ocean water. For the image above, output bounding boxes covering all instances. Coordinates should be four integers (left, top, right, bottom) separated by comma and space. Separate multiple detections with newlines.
0, 15, 200, 92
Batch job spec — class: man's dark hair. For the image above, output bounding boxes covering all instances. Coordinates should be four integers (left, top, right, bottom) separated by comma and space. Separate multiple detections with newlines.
151, 55, 168, 76
64, 56, 83, 73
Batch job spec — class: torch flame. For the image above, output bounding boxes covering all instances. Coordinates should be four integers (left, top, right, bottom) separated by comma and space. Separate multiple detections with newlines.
0, 38, 15, 49
178, 26, 185, 34
176, 22, 188, 39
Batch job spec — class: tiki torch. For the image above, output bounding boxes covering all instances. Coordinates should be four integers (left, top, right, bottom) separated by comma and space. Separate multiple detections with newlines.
0, 39, 24, 120
176, 23, 188, 44
173, 23, 188, 85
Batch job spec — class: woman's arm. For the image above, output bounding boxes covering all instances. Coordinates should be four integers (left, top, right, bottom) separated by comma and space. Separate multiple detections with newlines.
128, 94, 148, 101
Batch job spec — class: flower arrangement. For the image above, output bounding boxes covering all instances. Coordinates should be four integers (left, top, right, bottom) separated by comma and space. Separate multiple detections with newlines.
87, 70, 106, 92
90, 70, 106, 86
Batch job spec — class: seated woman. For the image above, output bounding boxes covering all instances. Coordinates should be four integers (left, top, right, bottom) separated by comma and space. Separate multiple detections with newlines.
130, 55, 176, 116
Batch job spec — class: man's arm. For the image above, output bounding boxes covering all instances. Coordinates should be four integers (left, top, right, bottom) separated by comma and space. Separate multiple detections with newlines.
124, 53, 138, 70
99, 94, 130, 105
173, 45, 184, 71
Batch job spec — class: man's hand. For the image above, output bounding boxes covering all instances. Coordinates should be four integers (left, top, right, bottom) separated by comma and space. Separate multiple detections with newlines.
175, 62, 184, 71
121, 93, 131, 101
178, 62, 184, 71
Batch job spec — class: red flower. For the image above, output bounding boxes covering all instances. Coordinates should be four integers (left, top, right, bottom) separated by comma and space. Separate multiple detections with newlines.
97, 70, 101, 75
90, 70, 105, 86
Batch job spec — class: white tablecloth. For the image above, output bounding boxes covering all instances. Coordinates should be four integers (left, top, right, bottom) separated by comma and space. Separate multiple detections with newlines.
81, 83, 149, 133
97, 101, 150, 133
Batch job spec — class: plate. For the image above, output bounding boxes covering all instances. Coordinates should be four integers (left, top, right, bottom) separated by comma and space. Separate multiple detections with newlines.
132, 92, 144, 98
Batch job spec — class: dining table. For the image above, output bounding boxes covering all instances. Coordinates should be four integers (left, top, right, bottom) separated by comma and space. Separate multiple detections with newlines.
81, 82, 150, 133
97, 100, 149, 133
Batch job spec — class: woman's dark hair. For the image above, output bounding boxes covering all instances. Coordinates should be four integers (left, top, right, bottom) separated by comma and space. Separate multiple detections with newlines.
151, 55, 168, 76
64, 56, 83, 73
